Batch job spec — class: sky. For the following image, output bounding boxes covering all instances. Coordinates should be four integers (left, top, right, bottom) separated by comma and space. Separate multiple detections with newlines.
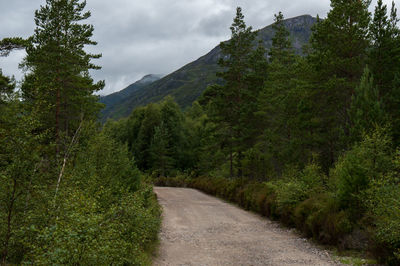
0, 0, 396, 95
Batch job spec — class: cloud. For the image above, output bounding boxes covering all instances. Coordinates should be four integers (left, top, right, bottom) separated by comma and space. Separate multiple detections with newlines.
0, 0, 395, 95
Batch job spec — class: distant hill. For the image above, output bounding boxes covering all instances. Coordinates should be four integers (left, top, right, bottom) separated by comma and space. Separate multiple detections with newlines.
100, 15, 317, 121
99, 74, 163, 121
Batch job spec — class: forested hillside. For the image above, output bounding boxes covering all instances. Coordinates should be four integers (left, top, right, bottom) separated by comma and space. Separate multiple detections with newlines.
0, 0, 160, 264
100, 15, 317, 122
107, 1, 400, 264
99, 74, 163, 122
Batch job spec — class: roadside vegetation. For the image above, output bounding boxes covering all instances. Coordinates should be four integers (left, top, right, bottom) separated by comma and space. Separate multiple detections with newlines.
0, 0, 160, 264
106, 1, 400, 264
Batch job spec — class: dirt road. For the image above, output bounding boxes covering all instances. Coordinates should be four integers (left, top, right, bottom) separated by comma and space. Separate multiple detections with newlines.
154, 187, 340, 266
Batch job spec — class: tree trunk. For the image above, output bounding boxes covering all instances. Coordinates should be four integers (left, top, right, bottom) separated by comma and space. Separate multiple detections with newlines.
1, 179, 17, 265
230, 145, 233, 178
56, 86, 61, 156
237, 151, 243, 178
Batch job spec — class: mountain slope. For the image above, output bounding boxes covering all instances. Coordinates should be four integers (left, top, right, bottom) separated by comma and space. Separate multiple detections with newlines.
101, 15, 317, 121
99, 74, 162, 121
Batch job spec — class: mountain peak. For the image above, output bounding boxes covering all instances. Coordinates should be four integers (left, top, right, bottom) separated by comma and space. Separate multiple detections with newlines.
100, 15, 318, 121
138, 74, 164, 85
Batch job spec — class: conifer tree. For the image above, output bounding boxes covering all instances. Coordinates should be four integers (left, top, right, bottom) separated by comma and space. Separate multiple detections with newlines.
349, 66, 386, 140
135, 104, 161, 170
268, 12, 295, 64
369, 0, 400, 145
205, 7, 266, 177
0, 37, 26, 57
258, 12, 301, 170
21, 0, 104, 155
308, 0, 371, 166
0, 70, 14, 104
369, 0, 400, 98
150, 122, 174, 176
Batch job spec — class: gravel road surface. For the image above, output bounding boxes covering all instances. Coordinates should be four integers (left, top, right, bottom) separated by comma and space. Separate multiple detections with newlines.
154, 187, 340, 266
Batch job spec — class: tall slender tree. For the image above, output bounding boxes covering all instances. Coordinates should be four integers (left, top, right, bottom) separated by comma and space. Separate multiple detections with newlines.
369, 0, 400, 98
307, 0, 371, 167
204, 7, 267, 177
21, 0, 104, 156
349, 66, 386, 140
369, 0, 400, 145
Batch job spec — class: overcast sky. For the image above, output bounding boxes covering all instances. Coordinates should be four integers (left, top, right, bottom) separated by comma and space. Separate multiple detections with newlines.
0, 0, 396, 95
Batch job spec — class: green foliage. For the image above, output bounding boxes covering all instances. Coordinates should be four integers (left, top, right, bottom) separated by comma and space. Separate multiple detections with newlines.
0, 37, 27, 57
1, 2, 161, 265
204, 7, 267, 177
364, 152, 400, 265
307, 0, 371, 167
332, 127, 394, 212
21, 0, 104, 153
349, 66, 386, 141
25, 183, 160, 265
0, 70, 15, 102
0, 121, 161, 264
150, 122, 175, 176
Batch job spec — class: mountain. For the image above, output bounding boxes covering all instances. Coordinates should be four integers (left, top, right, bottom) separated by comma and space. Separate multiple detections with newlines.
99, 74, 163, 121
101, 15, 317, 121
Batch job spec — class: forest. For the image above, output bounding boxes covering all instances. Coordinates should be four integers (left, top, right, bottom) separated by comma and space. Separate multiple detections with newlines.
1, 0, 159, 264
106, 0, 400, 264
1, 0, 400, 265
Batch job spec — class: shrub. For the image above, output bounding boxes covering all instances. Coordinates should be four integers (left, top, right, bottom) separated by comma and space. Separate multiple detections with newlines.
365, 171, 400, 265
332, 128, 393, 213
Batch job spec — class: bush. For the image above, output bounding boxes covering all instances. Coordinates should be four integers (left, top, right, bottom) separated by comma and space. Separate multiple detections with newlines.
365, 169, 400, 265
332, 128, 393, 213
16, 125, 161, 265
23, 184, 160, 265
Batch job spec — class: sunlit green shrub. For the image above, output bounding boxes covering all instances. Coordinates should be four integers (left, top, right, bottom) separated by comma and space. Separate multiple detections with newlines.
332, 128, 393, 213
365, 167, 400, 265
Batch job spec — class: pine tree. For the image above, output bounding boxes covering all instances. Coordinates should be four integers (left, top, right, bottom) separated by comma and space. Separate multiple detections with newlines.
21, 0, 104, 155
0, 70, 14, 104
369, 0, 400, 145
205, 7, 266, 177
150, 122, 174, 176
268, 12, 294, 64
369, 0, 400, 99
258, 12, 301, 171
307, 0, 371, 167
135, 104, 161, 170
349, 66, 386, 140
0, 37, 26, 57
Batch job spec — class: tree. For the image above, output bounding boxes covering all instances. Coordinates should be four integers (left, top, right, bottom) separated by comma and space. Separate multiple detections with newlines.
21, 0, 104, 156
205, 7, 267, 177
307, 0, 371, 167
150, 122, 174, 176
369, 0, 400, 98
0, 37, 26, 57
369, 0, 400, 145
135, 104, 161, 170
0, 71, 15, 105
0, 36, 41, 265
349, 66, 386, 140
258, 12, 307, 172
268, 12, 294, 64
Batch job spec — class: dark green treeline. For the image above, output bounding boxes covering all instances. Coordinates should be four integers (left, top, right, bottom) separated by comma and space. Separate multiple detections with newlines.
1, 0, 159, 264
108, 1, 400, 264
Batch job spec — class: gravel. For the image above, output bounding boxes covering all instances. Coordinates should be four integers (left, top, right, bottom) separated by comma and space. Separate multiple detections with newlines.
153, 187, 342, 266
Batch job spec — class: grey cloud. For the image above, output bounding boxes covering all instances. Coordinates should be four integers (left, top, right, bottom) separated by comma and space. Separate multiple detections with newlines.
0, 0, 396, 95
